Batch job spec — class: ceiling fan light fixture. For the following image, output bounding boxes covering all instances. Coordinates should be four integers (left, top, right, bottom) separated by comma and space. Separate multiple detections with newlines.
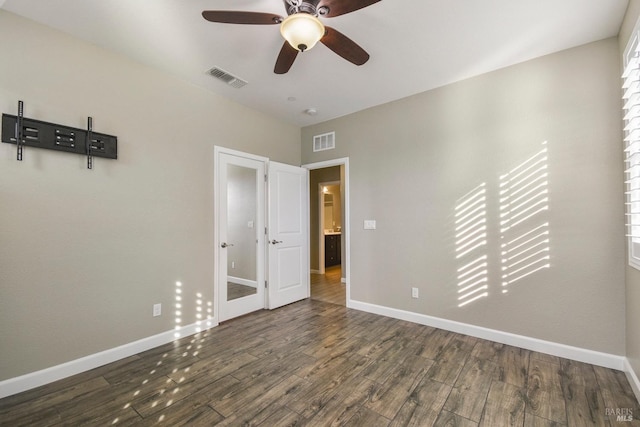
280, 13, 325, 52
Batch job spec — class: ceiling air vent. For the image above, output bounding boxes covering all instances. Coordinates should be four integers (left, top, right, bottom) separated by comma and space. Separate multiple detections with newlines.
313, 132, 335, 152
208, 67, 248, 89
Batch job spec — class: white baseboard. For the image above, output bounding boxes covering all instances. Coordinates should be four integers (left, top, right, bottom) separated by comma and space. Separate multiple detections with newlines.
310, 269, 320, 274
341, 278, 346, 284
348, 299, 626, 371
624, 358, 640, 403
227, 276, 257, 288
0, 320, 218, 400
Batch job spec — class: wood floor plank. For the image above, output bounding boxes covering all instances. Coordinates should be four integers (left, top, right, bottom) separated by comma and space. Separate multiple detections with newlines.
0, 376, 110, 425
494, 345, 531, 388
64, 406, 143, 426
364, 355, 432, 419
212, 374, 308, 427
286, 353, 369, 417
343, 406, 391, 427
454, 356, 496, 395
525, 359, 566, 424
433, 410, 479, 427
419, 328, 454, 360
301, 376, 378, 427
444, 388, 488, 423
479, 380, 526, 426
211, 353, 314, 417
0, 405, 61, 427
426, 336, 474, 385
524, 413, 567, 427
257, 405, 304, 427
592, 365, 640, 423
389, 377, 452, 427
559, 359, 612, 427
0, 299, 638, 426
470, 340, 504, 362
167, 351, 256, 385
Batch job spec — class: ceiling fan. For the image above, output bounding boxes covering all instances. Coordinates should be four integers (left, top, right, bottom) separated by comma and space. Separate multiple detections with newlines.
202, 0, 381, 74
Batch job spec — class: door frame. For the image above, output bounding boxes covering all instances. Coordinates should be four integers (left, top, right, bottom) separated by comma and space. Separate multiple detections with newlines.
303, 157, 351, 306
214, 146, 269, 322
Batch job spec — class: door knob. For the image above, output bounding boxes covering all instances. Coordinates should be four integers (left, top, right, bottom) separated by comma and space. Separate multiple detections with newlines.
221, 242, 234, 248
270, 240, 283, 245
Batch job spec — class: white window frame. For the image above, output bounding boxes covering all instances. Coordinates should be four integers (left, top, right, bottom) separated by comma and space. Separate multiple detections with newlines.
623, 19, 640, 271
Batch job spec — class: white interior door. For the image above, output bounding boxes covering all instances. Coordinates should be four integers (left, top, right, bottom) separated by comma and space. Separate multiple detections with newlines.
216, 151, 266, 322
268, 161, 309, 309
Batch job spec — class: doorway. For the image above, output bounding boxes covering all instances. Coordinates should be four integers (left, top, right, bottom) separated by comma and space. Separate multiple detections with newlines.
304, 158, 350, 307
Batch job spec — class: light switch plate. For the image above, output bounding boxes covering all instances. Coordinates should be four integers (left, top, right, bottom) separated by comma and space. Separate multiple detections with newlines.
364, 220, 376, 230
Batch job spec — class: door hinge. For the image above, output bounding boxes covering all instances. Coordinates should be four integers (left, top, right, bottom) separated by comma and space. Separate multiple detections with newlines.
265, 280, 268, 288
264, 174, 268, 182
265, 227, 268, 235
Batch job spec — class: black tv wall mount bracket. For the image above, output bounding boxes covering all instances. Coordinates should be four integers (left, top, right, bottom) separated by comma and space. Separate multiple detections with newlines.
2, 101, 118, 169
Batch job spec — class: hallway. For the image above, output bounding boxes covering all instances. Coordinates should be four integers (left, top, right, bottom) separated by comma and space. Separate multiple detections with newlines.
310, 266, 345, 306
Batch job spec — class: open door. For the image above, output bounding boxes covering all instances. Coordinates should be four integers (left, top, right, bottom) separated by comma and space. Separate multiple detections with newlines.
216, 150, 266, 322
268, 161, 309, 309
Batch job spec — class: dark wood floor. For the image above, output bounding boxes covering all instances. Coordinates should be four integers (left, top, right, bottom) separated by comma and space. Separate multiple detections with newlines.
311, 266, 345, 306
1, 299, 638, 426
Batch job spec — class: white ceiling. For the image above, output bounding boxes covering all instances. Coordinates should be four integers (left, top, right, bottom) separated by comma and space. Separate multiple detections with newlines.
1, 0, 630, 127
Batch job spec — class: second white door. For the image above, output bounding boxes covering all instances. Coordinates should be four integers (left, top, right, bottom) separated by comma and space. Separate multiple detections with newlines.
268, 161, 309, 309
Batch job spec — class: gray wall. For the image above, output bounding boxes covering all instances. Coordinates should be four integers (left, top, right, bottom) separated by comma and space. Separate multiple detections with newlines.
0, 11, 300, 381
620, 0, 640, 386
302, 38, 626, 354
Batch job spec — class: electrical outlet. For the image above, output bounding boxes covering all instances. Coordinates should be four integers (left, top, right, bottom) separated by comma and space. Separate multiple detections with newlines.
153, 303, 161, 317
231, 261, 235, 269
411, 288, 419, 299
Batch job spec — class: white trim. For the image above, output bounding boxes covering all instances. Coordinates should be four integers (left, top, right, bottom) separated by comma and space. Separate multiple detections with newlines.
310, 269, 321, 274
348, 299, 626, 371
303, 157, 350, 304
227, 276, 258, 288
0, 321, 218, 400
624, 358, 640, 403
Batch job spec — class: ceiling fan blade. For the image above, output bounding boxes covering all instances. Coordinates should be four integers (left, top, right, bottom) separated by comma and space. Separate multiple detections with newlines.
317, 0, 381, 18
274, 41, 299, 74
320, 26, 369, 66
202, 11, 283, 25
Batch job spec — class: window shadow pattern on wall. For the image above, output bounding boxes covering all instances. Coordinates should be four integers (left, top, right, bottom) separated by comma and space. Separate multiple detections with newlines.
499, 144, 551, 294
455, 183, 489, 307
454, 143, 551, 308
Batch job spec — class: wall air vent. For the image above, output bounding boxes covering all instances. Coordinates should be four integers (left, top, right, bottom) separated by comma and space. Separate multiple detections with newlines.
313, 131, 335, 152
208, 67, 248, 89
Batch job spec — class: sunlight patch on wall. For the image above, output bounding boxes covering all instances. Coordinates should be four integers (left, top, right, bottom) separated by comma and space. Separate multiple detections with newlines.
499, 143, 551, 293
455, 183, 489, 307
174, 281, 182, 338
